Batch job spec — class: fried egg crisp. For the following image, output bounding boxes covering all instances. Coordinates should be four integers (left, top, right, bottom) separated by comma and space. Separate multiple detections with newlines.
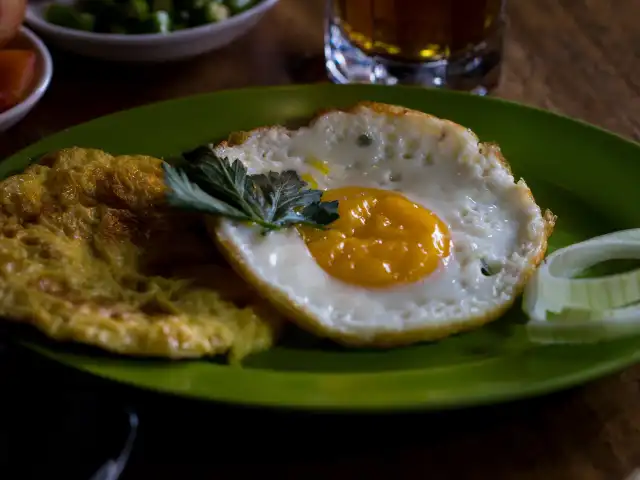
0, 147, 283, 361
211, 102, 557, 348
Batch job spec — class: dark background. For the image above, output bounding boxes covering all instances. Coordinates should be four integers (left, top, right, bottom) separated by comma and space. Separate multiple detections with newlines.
3, 337, 640, 480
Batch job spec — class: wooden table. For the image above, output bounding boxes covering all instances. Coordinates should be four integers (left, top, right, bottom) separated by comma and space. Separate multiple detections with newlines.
2, 1, 640, 479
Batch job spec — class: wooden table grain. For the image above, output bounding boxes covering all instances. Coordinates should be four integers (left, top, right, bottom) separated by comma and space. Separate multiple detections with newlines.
2, 1, 640, 479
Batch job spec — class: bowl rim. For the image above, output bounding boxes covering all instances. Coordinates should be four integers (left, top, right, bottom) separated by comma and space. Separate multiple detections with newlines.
25, 0, 279, 45
0, 26, 54, 125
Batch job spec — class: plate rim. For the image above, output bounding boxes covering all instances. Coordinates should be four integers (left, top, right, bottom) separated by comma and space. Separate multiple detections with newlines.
6, 83, 640, 411
8, 83, 640, 155
22, 340, 640, 412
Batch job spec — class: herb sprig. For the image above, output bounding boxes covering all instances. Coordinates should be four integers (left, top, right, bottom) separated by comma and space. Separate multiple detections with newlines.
163, 146, 339, 234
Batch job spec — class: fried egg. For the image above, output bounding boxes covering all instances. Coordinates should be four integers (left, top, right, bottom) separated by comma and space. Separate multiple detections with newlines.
211, 102, 555, 347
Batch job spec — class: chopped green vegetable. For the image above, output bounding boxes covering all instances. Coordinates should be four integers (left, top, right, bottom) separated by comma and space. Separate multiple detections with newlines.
137, 10, 172, 33
123, 0, 150, 19
44, 0, 261, 35
163, 146, 340, 234
175, 0, 206, 9
152, 0, 175, 11
76, 0, 117, 16
225, 0, 257, 15
171, 9, 190, 29
207, 2, 230, 22
190, 1, 229, 26
46, 4, 96, 31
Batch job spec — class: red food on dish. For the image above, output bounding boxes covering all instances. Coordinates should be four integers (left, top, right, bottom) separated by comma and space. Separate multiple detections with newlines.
0, 0, 27, 48
0, 49, 36, 113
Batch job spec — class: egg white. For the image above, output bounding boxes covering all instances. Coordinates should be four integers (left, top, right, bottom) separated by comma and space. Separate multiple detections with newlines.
211, 102, 555, 346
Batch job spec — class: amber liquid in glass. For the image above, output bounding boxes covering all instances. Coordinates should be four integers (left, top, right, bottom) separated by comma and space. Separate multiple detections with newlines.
326, 0, 505, 93
334, 0, 503, 62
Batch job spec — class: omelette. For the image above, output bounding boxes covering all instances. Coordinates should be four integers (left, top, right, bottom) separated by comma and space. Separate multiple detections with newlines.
0, 147, 283, 361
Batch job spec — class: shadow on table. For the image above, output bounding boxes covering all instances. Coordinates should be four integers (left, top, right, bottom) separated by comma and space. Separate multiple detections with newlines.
0, 338, 590, 480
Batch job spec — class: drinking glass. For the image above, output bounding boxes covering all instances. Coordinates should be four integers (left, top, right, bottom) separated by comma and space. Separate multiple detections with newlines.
324, 0, 506, 95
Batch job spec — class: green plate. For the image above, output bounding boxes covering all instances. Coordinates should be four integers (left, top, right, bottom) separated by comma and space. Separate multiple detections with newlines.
6, 84, 640, 412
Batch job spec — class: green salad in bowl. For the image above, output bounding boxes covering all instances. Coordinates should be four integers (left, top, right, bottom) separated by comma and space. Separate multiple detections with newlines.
45, 0, 262, 34
24, 0, 278, 62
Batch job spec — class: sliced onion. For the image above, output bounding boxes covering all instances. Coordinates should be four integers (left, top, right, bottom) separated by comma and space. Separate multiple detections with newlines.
522, 228, 640, 344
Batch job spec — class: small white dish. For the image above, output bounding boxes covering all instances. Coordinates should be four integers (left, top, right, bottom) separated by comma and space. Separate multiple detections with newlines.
0, 26, 53, 133
25, 0, 280, 63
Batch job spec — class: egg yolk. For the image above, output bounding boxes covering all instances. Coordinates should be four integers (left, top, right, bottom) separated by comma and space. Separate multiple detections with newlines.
298, 187, 451, 288
301, 173, 318, 189
301, 157, 330, 189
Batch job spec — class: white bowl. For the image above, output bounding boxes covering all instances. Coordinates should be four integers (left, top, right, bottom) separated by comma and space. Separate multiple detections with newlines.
0, 27, 53, 133
25, 0, 280, 63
